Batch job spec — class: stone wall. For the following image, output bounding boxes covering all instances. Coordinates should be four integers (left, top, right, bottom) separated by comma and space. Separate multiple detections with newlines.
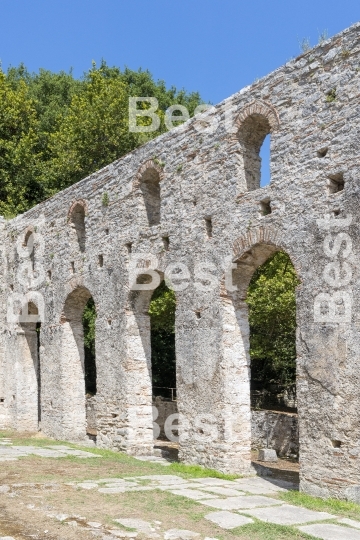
153, 398, 299, 459
153, 397, 178, 439
0, 23, 360, 501
251, 410, 299, 457
86, 395, 97, 433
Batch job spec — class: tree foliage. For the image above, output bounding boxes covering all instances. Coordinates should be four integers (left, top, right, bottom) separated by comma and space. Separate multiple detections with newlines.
0, 72, 43, 216
148, 281, 176, 390
0, 62, 202, 217
246, 251, 299, 389
83, 297, 97, 395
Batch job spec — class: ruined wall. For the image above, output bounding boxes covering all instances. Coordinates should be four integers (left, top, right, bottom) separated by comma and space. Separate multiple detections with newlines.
153, 397, 178, 440
154, 398, 299, 458
251, 411, 299, 458
0, 23, 360, 501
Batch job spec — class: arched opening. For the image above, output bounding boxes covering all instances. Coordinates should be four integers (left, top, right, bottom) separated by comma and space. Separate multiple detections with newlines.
60, 287, 96, 440
140, 168, 161, 226
69, 202, 86, 252
259, 134, 270, 187
148, 281, 177, 453
238, 114, 271, 191
83, 297, 97, 440
128, 269, 177, 456
247, 251, 298, 407
229, 244, 299, 475
23, 229, 35, 271
149, 281, 176, 394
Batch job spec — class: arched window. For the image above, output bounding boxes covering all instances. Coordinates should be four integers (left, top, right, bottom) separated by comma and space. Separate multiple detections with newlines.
235, 101, 279, 192
140, 168, 161, 226
238, 114, 271, 191
69, 202, 86, 252
23, 229, 35, 271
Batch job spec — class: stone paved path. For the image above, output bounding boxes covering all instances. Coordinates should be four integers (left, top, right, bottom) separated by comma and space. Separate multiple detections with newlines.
0, 438, 100, 461
71, 473, 360, 538
1, 439, 360, 538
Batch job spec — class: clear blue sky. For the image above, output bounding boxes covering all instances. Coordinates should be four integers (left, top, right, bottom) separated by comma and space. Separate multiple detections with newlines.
0, 0, 358, 184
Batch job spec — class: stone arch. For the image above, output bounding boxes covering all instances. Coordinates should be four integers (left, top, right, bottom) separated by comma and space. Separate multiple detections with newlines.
134, 160, 164, 227
219, 234, 299, 469
68, 200, 87, 252
233, 101, 279, 192
234, 100, 280, 134
232, 226, 302, 279
59, 285, 93, 440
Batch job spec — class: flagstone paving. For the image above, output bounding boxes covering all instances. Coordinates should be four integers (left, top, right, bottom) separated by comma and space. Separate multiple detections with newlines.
243, 504, 335, 525
204, 511, 254, 529
0, 440, 101, 460
70, 473, 360, 537
299, 523, 360, 539
338, 517, 360, 529
2, 436, 360, 539
198, 494, 282, 510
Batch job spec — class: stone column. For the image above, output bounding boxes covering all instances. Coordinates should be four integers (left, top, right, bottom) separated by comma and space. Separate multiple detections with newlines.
14, 325, 39, 431
176, 291, 252, 474
59, 318, 87, 441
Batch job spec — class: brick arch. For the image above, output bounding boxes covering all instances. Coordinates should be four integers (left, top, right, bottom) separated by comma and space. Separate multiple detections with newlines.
220, 233, 300, 298
231, 225, 302, 283
133, 159, 164, 190
232, 225, 283, 260
67, 199, 87, 221
234, 100, 280, 136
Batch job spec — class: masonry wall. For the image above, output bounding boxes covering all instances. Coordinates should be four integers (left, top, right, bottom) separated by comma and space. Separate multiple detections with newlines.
251, 411, 299, 458
0, 23, 360, 501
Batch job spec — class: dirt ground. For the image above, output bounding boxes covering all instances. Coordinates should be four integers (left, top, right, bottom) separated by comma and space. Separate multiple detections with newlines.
0, 431, 311, 540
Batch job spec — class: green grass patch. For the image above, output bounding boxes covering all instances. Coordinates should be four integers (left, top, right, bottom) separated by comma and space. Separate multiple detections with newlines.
168, 461, 240, 480
236, 520, 318, 539
279, 490, 360, 520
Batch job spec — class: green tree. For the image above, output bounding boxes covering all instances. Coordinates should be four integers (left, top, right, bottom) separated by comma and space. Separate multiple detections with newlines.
83, 297, 97, 395
246, 251, 299, 392
148, 281, 176, 391
0, 62, 203, 216
43, 66, 139, 194
0, 72, 43, 217
6, 64, 81, 156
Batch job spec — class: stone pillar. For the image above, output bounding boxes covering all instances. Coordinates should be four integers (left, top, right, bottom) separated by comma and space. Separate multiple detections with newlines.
59, 319, 86, 441
0, 337, 8, 428
94, 296, 153, 456
123, 309, 154, 455
14, 325, 39, 431
176, 292, 252, 474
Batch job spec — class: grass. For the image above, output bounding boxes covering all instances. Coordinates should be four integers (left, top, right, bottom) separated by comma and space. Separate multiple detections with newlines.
168, 461, 240, 480
0, 429, 240, 480
280, 490, 360, 521
2, 430, 360, 540
234, 520, 318, 539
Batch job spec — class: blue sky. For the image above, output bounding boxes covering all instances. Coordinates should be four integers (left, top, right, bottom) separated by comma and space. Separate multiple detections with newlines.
0, 0, 359, 184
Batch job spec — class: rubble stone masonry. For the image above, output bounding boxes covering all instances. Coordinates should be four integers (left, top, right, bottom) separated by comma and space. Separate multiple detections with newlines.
1, 23, 360, 501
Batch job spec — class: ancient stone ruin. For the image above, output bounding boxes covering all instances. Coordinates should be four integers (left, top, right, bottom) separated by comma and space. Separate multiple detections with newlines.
0, 23, 360, 503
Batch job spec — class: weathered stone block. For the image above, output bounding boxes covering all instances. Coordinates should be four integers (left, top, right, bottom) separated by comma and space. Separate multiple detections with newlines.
258, 449, 278, 462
